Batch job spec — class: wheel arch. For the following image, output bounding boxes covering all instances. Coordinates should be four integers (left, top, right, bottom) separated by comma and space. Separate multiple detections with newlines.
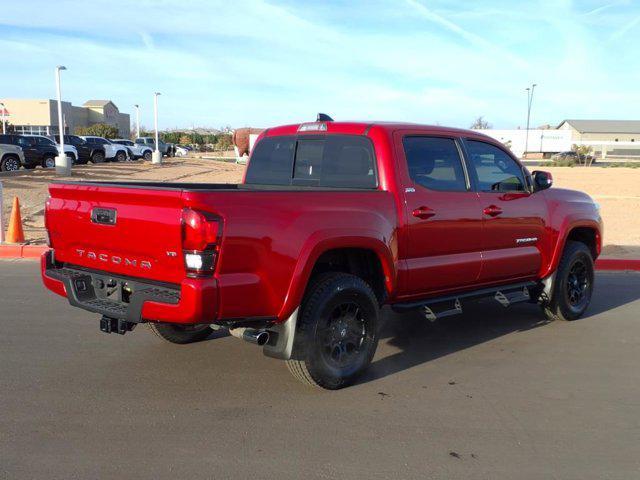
544, 220, 601, 277
278, 235, 397, 320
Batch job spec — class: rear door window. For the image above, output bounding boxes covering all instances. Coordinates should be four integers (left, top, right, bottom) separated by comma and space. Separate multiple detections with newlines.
403, 136, 468, 192
245, 135, 377, 188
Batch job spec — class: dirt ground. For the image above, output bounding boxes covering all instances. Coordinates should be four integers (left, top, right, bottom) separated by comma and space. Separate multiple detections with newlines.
1, 160, 638, 258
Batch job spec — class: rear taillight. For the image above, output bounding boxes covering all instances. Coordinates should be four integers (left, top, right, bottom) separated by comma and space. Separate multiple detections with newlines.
181, 208, 222, 277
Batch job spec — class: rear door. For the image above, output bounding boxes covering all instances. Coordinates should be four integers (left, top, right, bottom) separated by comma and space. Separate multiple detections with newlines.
462, 138, 547, 283
396, 132, 483, 297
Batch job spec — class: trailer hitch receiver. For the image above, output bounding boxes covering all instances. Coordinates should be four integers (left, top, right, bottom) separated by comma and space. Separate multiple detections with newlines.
100, 316, 137, 335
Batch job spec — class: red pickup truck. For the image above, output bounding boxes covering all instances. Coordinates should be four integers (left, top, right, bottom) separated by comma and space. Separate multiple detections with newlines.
42, 119, 602, 389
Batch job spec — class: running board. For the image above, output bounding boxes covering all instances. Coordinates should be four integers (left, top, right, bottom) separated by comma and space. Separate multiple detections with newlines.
392, 281, 538, 315
494, 287, 530, 307
422, 298, 462, 322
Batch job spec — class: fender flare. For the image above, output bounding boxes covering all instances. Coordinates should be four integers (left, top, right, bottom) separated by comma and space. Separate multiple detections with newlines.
542, 217, 601, 278
277, 230, 397, 320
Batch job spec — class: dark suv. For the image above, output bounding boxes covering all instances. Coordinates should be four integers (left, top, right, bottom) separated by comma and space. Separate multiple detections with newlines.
49, 135, 106, 164
0, 134, 58, 169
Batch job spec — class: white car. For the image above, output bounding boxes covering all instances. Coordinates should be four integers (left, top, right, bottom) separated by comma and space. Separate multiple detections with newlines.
27, 135, 79, 164
111, 139, 153, 161
174, 145, 190, 157
81, 136, 129, 162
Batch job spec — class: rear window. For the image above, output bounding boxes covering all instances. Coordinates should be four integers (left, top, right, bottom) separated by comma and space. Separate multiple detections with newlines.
245, 135, 377, 188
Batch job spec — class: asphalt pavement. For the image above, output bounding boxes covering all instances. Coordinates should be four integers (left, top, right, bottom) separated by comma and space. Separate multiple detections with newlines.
2, 260, 639, 479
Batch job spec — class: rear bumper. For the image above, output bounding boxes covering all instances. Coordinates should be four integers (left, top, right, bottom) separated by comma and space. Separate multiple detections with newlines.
41, 250, 218, 324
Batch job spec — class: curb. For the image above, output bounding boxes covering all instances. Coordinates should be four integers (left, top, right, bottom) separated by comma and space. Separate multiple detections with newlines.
1, 245, 640, 272
595, 258, 640, 271
0, 245, 48, 259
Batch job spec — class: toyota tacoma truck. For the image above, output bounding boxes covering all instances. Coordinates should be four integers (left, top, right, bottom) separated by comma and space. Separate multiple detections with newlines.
41, 118, 602, 389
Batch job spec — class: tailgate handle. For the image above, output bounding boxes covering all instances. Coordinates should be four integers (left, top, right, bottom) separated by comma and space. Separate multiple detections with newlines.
91, 208, 117, 225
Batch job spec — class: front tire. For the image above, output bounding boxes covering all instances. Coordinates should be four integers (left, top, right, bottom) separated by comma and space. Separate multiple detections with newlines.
286, 273, 380, 389
115, 150, 126, 162
147, 323, 213, 344
542, 241, 594, 321
143, 150, 152, 161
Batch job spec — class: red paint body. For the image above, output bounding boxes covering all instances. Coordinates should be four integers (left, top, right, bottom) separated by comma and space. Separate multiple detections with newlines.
41, 122, 603, 324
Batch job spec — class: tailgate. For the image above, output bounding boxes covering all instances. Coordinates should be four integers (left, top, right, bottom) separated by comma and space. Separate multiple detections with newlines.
47, 183, 186, 284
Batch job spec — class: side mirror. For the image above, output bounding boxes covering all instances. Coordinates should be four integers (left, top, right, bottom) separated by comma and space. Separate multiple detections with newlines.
532, 170, 553, 191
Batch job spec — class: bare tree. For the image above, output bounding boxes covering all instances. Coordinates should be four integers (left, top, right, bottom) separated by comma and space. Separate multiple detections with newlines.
470, 116, 492, 129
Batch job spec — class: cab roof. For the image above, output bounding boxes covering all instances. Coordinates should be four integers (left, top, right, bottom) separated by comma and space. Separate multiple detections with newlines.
264, 121, 496, 142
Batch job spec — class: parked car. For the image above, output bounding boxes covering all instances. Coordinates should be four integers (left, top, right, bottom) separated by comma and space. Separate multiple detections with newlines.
26, 135, 78, 165
551, 150, 596, 165
42, 119, 602, 389
48, 135, 104, 165
135, 137, 170, 156
0, 142, 25, 172
111, 139, 153, 161
0, 134, 58, 169
174, 145, 189, 157
81, 136, 129, 162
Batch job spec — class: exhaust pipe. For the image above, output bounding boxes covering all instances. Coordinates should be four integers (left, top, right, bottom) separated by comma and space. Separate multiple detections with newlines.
229, 327, 270, 346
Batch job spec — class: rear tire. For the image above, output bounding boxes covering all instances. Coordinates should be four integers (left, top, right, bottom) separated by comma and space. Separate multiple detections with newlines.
91, 151, 105, 164
542, 240, 594, 321
42, 155, 55, 168
286, 272, 380, 389
1, 155, 21, 172
147, 323, 213, 344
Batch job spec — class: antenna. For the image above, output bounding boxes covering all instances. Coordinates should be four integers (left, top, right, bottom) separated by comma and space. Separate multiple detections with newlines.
316, 113, 334, 122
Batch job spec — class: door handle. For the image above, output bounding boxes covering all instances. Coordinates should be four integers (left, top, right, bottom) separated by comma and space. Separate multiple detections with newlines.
483, 205, 503, 217
412, 206, 435, 219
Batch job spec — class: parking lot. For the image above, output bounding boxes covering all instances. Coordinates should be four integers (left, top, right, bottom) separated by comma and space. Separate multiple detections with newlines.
2, 261, 639, 479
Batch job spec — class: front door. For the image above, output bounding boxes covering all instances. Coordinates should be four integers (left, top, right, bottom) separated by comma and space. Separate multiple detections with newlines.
463, 139, 547, 283
397, 133, 483, 297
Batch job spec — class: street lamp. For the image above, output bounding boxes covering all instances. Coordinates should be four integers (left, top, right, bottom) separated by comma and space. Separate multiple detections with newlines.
152, 92, 162, 164
134, 104, 140, 139
524, 83, 537, 157
0, 102, 6, 134
55, 65, 71, 175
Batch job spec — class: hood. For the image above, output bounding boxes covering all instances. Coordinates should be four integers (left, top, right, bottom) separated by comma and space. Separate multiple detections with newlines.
545, 187, 595, 205
1, 143, 23, 155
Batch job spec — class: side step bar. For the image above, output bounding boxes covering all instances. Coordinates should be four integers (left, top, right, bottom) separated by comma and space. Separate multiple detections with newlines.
392, 281, 538, 320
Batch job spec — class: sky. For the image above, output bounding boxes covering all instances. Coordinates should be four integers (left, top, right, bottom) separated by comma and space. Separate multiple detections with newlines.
1, 0, 639, 130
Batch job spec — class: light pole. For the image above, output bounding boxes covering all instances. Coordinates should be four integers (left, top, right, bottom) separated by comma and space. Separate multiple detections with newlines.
134, 104, 140, 139
524, 83, 537, 157
152, 93, 162, 164
55, 66, 71, 175
0, 102, 6, 134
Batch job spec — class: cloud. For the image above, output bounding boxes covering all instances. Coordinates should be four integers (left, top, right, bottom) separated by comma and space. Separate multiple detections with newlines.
610, 14, 640, 39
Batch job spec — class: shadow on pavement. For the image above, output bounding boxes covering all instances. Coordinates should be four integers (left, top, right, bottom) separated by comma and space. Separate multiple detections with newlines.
360, 271, 640, 385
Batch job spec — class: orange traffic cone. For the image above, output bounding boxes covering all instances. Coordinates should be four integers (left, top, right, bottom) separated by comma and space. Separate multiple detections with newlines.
6, 197, 25, 244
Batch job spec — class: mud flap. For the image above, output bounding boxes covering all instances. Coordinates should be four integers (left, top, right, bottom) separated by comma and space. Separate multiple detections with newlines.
263, 308, 299, 360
